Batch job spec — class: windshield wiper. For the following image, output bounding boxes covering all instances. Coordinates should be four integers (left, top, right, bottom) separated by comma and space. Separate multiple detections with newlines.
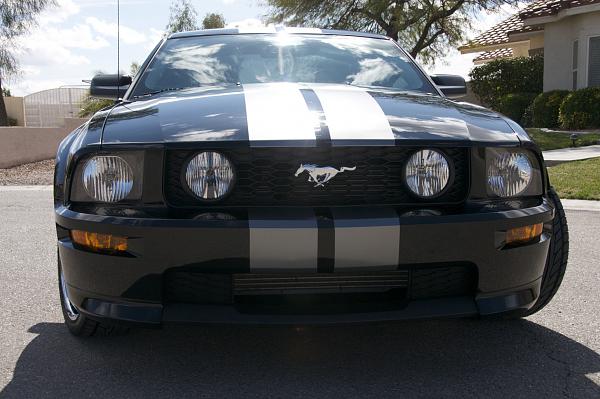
132, 87, 188, 99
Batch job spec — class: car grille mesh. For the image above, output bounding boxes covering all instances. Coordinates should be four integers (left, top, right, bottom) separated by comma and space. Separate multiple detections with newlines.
233, 271, 410, 295
164, 147, 469, 207
163, 265, 476, 305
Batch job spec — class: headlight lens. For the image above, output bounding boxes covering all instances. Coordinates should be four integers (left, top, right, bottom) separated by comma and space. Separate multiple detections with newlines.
185, 152, 235, 200
487, 151, 532, 197
82, 156, 134, 202
405, 149, 451, 198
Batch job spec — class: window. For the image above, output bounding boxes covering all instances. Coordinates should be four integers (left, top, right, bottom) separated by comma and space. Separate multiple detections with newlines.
131, 34, 438, 98
589, 36, 600, 87
572, 40, 578, 90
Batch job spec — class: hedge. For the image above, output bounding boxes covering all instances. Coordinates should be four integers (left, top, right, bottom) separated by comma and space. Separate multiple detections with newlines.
469, 56, 543, 106
559, 87, 600, 129
532, 90, 570, 128
495, 93, 538, 125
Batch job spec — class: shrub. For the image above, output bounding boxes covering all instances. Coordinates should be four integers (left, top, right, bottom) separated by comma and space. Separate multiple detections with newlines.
469, 55, 543, 106
559, 87, 600, 129
521, 102, 535, 128
531, 90, 570, 128
7, 117, 17, 126
495, 93, 538, 125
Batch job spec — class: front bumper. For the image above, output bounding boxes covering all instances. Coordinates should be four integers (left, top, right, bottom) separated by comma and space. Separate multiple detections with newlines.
56, 199, 554, 325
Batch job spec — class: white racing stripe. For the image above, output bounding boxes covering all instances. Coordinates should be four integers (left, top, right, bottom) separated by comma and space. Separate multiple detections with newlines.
243, 83, 317, 144
332, 208, 400, 271
248, 209, 318, 272
311, 84, 395, 142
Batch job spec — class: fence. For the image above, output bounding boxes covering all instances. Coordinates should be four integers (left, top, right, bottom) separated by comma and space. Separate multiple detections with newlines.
24, 87, 88, 127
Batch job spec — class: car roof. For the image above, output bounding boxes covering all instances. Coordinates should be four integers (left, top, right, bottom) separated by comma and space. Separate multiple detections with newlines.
168, 27, 390, 41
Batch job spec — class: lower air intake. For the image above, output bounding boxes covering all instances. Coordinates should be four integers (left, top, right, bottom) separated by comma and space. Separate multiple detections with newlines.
233, 271, 409, 296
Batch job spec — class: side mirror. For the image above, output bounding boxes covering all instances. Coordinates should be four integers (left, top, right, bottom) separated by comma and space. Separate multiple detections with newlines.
90, 74, 132, 100
430, 74, 467, 98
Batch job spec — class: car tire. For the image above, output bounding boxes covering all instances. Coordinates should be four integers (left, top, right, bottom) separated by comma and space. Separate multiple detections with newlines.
58, 251, 128, 337
500, 188, 569, 318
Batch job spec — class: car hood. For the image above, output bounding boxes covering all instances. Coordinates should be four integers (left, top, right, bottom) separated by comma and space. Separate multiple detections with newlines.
101, 83, 520, 146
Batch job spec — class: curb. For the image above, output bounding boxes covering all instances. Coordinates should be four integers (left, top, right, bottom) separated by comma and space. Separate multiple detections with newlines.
561, 199, 600, 212
0, 185, 53, 191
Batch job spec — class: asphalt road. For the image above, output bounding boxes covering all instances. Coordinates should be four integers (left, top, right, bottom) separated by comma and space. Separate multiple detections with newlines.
0, 188, 598, 398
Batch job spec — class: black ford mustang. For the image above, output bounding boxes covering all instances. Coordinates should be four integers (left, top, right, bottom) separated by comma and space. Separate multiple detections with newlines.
54, 28, 569, 336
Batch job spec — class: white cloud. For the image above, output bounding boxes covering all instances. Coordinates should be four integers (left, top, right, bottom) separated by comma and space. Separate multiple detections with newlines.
11, 79, 71, 97
86, 17, 147, 44
39, 0, 80, 25
30, 24, 110, 50
17, 38, 91, 67
16, 23, 105, 69
77, 0, 153, 7
21, 66, 42, 77
145, 28, 166, 51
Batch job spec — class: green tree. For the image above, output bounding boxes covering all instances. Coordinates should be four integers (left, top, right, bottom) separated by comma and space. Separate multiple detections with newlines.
166, 0, 199, 33
0, 0, 55, 126
202, 12, 226, 29
266, 0, 523, 65
78, 95, 114, 118
130, 61, 141, 77
79, 69, 114, 118
2, 87, 11, 97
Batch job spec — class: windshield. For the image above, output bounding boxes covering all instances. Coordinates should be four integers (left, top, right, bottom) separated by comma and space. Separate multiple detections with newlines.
131, 34, 437, 98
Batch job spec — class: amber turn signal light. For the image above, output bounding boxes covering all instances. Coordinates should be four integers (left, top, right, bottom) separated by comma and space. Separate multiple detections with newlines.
506, 223, 543, 246
71, 230, 128, 253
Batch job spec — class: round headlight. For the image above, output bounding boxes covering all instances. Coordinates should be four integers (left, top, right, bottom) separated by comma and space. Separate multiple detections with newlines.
185, 152, 235, 200
83, 156, 134, 202
487, 152, 532, 197
405, 149, 451, 198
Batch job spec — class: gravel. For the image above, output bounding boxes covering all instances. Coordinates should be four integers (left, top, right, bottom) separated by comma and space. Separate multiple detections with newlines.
0, 159, 54, 186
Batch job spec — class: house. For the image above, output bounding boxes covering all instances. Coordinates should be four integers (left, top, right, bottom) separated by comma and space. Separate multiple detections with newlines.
459, 0, 600, 91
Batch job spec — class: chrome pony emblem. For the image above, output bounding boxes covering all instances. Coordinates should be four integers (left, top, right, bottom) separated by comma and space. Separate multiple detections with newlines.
294, 164, 357, 187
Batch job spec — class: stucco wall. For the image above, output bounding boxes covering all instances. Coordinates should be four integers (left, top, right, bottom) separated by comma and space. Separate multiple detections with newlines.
3, 97, 25, 126
543, 11, 600, 91
0, 118, 87, 168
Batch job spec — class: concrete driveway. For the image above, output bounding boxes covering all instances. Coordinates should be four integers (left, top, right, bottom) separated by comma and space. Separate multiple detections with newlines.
0, 188, 598, 398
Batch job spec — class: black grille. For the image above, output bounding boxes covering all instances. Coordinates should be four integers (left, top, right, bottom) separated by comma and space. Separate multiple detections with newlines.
233, 271, 409, 295
163, 265, 476, 305
164, 147, 469, 207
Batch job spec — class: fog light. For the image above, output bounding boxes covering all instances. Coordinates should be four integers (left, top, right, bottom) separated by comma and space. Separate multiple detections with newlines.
71, 230, 128, 253
506, 223, 543, 246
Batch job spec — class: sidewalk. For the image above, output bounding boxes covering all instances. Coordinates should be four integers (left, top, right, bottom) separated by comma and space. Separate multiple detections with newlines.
543, 145, 600, 166
561, 199, 600, 212
541, 128, 600, 135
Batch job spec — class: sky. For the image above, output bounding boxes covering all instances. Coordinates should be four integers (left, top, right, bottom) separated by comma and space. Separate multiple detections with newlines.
8, 0, 520, 96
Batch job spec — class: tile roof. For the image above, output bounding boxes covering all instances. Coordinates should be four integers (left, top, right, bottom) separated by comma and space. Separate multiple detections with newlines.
459, 14, 541, 49
473, 48, 514, 63
459, 0, 600, 51
520, 0, 600, 19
